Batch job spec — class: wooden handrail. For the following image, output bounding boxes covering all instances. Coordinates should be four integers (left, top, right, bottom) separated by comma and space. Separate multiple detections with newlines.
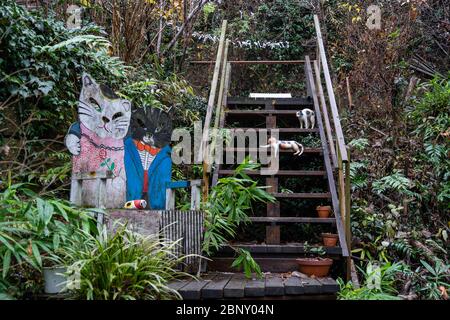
313, 15, 348, 163
199, 20, 228, 201
313, 60, 337, 168
304, 55, 349, 257
190, 60, 305, 65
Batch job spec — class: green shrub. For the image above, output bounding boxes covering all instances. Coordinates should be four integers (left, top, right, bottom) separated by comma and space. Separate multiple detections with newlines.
0, 179, 98, 298
61, 224, 188, 300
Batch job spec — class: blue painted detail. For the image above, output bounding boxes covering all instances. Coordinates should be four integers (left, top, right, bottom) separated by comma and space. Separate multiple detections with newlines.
124, 137, 172, 210
166, 181, 190, 189
68, 122, 81, 138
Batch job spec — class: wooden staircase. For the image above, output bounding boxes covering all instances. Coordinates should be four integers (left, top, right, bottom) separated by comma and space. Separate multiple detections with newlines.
208, 93, 348, 275
168, 15, 355, 300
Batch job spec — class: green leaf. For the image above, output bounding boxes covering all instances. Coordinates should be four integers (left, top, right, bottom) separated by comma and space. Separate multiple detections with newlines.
31, 242, 42, 267
2, 251, 12, 278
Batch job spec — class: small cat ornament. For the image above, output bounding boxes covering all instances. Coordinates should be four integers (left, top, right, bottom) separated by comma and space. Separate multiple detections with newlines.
65, 73, 131, 208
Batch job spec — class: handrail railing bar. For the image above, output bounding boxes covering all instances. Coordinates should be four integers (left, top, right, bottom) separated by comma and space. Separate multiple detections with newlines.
212, 62, 232, 187
199, 20, 227, 201
304, 55, 349, 257
313, 14, 348, 162
313, 60, 338, 168
190, 60, 305, 65
198, 20, 227, 164
208, 39, 230, 173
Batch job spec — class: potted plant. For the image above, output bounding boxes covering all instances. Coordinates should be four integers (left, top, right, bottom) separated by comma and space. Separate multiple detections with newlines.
42, 255, 67, 294
321, 233, 339, 247
316, 205, 332, 218
296, 243, 333, 277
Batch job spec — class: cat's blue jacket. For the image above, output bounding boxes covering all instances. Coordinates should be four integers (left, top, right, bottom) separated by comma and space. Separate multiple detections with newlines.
124, 137, 172, 210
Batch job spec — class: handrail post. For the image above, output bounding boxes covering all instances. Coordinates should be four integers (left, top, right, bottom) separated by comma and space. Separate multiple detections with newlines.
345, 146, 352, 281
337, 142, 345, 224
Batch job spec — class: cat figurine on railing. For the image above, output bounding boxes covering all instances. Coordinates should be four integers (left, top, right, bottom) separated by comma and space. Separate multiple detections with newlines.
65, 74, 131, 208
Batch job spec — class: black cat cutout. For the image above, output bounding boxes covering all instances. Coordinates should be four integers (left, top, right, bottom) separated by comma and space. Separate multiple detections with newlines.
124, 106, 174, 209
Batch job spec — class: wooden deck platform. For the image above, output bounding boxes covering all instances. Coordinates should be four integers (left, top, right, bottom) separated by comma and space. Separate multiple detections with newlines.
168, 272, 339, 300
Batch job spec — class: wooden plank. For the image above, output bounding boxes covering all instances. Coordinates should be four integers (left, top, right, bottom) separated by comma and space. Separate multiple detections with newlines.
224, 147, 322, 153
317, 277, 339, 293
208, 39, 230, 173
201, 274, 231, 299
227, 97, 311, 106
212, 62, 232, 187
179, 274, 215, 300
191, 60, 306, 65
244, 277, 265, 297
209, 257, 302, 273
284, 276, 305, 295
249, 217, 334, 223
345, 146, 352, 281
223, 273, 246, 298
271, 192, 331, 199
72, 170, 114, 180
313, 15, 347, 162
219, 170, 326, 176
200, 20, 227, 201
226, 128, 319, 133
222, 244, 342, 255
250, 93, 292, 98
304, 56, 349, 257
226, 110, 300, 115
167, 279, 190, 292
265, 275, 285, 296
302, 278, 323, 294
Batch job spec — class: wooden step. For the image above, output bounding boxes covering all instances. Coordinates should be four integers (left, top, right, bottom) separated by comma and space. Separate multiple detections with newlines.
209, 257, 339, 273
272, 192, 331, 199
167, 272, 339, 299
222, 244, 342, 255
218, 170, 326, 176
226, 110, 299, 115
227, 97, 312, 106
227, 128, 319, 133
249, 217, 335, 224
224, 147, 322, 153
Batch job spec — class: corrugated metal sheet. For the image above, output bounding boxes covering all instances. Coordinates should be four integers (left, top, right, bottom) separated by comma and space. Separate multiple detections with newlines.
160, 210, 204, 273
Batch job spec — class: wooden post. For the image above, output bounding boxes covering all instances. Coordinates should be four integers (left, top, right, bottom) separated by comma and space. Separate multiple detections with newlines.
190, 180, 202, 210
70, 179, 82, 206
96, 177, 107, 226
337, 142, 345, 224
166, 188, 175, 210
208, 39, 230, 173
200, 20, 227, 203
345, 146, 352, 281
346, 77, 353, 110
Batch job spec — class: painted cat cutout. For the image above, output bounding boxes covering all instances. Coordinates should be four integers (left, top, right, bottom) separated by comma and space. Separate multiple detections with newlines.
124, 106, 174, 209
65, 73, 131, 208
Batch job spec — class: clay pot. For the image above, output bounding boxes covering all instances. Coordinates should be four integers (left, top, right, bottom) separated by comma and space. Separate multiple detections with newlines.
321, 233, 339, 247
296, 258, 333, 277
316, 205, 331, 218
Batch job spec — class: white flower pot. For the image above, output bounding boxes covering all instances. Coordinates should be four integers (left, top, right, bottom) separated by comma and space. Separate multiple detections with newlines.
43, 267, 67, 294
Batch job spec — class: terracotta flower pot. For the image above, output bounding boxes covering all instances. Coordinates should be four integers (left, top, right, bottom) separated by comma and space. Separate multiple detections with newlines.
316, 205, 331, 218
296, 258, 333, 277
321, 233, 339, 247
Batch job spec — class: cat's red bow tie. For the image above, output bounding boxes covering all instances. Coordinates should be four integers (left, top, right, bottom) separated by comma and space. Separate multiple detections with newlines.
134, 140, 160, 156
